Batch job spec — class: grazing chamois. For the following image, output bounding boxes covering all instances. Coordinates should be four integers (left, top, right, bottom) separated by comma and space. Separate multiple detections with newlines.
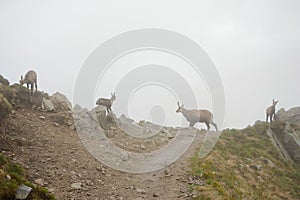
176, 102, 218, 131
266, 99, 279, 123
19, 70, 38, 95
96, 93, 116, 114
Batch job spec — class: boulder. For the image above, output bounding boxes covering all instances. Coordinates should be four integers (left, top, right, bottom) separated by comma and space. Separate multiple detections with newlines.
92, 106, 117, 130
15, 184, 32, 200
50, 92, 72, 111
277, 107, 300, 127
42, 97, 54, 111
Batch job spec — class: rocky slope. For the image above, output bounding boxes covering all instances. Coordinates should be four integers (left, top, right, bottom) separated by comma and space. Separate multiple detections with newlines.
0, 77, 204, 199
0, 74, 299, 199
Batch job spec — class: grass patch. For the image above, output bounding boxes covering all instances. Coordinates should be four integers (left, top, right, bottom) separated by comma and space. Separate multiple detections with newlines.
189, 123, 300, 200
0, 153, 55, 200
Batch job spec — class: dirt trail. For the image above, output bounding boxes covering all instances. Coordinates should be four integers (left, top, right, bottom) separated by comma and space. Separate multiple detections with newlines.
1, 106, 207, 200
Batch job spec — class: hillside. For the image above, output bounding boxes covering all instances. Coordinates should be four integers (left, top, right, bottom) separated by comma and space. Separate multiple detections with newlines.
0, 75, 300, 199
189, 122, 300, 199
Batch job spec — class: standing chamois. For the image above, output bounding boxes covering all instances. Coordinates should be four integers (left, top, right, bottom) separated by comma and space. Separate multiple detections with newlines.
96, 93, 116, 114
19, 70, 38, 95
176, 102, 218, 131
266, 99, 279, 123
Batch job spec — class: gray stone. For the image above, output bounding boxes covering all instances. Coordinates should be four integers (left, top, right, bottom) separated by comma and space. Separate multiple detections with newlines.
153, 192, 160, 197
34, 178, 44, 186
120, 152, 129, 161
50, 92, 72, 111
71, 182, 82, 189
263, 158, 275, 168
270, 119, 300, 164
136, 188, 146, 194
39, 115, 46, 120
15, 184, 32, 200
164, 168, 170, 176
42, 97, 54, 111
250, 164, 262, 171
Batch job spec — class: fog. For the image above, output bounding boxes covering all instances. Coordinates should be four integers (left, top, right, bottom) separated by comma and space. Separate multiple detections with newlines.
0, 0, 299, 129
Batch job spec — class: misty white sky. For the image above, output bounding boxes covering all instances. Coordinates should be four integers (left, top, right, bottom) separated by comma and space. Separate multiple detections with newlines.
0, 0, 299, 129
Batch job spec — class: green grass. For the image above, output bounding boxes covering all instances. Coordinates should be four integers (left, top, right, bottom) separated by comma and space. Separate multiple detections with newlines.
0, 153, 55, 200
189, 123, 300, 200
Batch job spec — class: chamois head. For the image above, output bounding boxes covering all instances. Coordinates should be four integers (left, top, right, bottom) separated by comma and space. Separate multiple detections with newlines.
19, 75, 25, 85
111, 92, 116, 101
272, 99, 279, 106
176, 102, 184, 113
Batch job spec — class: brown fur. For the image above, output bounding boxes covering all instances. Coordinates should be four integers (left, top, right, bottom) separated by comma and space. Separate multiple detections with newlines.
176, 102, 218, 131
96, 93, 116, 114
266, 99, 279, 123
19, 70, 38, 95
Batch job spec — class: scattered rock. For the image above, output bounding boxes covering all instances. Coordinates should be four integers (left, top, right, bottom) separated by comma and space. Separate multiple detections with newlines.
15, 184, 32, 200
140, 144, 146, 150
257, 176, 264, 182
153, 192, 160, 197
164, 168, 170, 176
53, 122, 60, 127
71, 182, 82, 189
120, 152, 130, 161
39, 115, 46, 120
136, 188, 146, 194
250, 164, 262, 171
34, 178, 45, 186
191, 190, 199, 198
6, 174, 11, 180
261, 158, 275, 168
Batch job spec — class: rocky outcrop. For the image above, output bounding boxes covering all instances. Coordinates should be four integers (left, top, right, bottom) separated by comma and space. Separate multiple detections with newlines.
50, 92, 72, 111
271, 121, 300, 164
42, 97, 54, 111
0, 75, 9, 86
277, 107, 300, 127
270, 113, 300, 164
91, 105, 117, 130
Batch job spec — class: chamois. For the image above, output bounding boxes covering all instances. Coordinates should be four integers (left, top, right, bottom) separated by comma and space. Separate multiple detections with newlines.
96, 93, 116, 114
176, 102, 218, 131
266, 99, 279, 123
19, 70, 38, 95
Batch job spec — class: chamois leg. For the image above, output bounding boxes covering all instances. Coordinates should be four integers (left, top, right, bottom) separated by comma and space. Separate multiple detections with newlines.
266, 114, 269, 122
205, 122, 210, 131
210, 121, 218, 131
35, 81, 38, 93
30, 83, 34, 96
270, 114, 273, 123
189, 122, 195, 128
